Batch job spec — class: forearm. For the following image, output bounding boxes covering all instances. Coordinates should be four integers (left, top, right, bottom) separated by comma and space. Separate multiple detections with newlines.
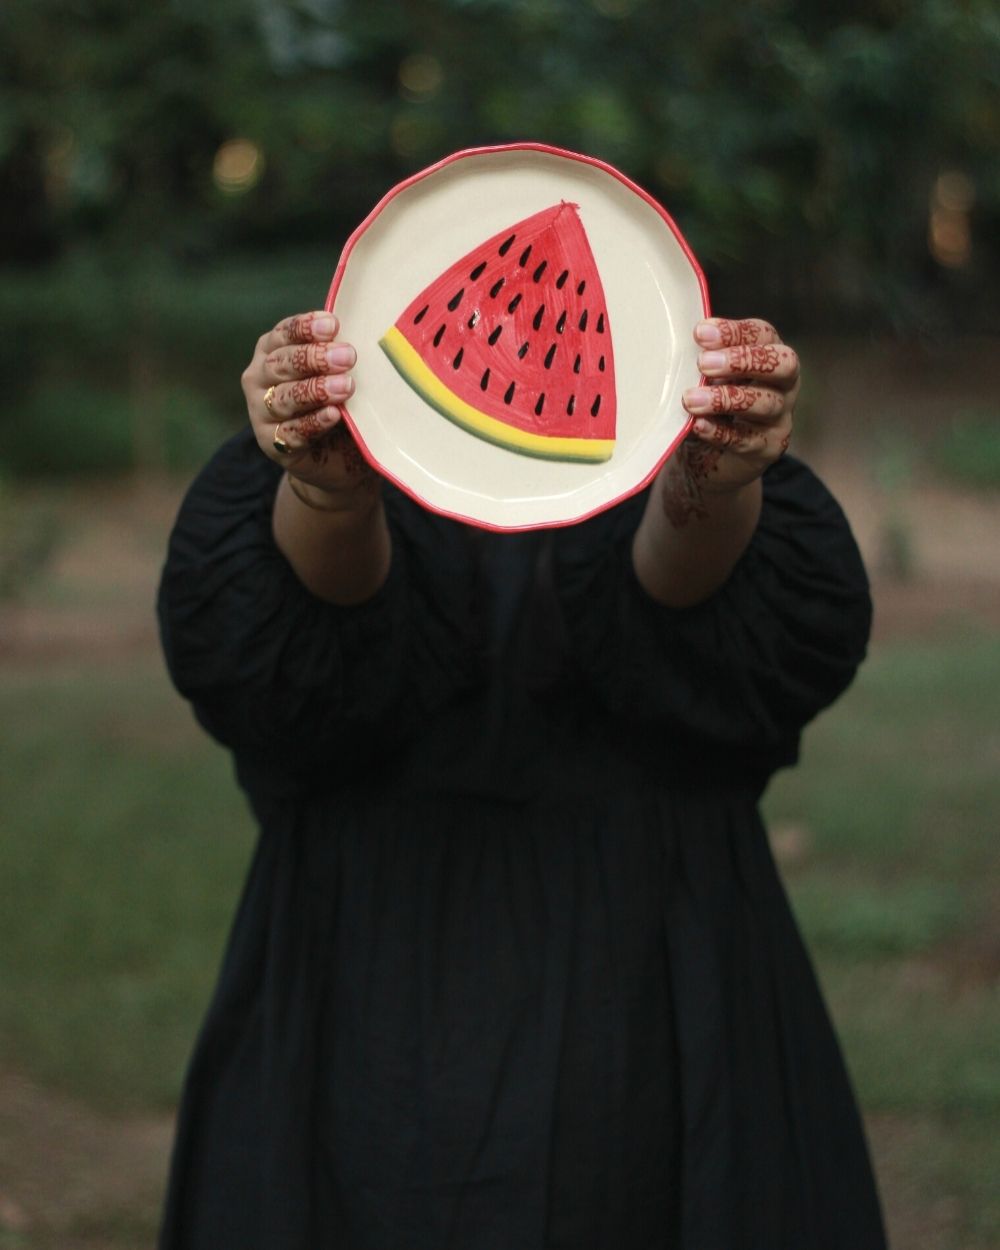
632, 452, 762, 607
273, 473, 391, 606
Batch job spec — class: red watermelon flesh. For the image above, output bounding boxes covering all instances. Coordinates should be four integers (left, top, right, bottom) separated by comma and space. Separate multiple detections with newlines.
379, 202, 616, 462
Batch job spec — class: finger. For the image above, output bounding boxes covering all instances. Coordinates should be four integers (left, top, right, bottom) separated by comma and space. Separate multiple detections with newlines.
263, 341, 356, 383
694, 317, 782, 349
690, 414, 791, 456
683, 383, 785, 423
259, 311, 340, 356
261, 373, 354, 422
269, 406, 344, 457
697, 343, 799, 389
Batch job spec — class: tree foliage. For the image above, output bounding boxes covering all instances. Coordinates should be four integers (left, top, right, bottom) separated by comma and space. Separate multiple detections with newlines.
1, 0, 997, 329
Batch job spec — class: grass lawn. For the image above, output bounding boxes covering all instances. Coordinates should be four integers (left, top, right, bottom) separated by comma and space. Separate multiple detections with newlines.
0, 628, 998, 1247
0, 658, 254, 1112
764, 628, 1000, 1250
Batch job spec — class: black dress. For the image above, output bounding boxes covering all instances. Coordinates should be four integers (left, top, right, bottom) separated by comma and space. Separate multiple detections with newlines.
157, 429, 886, 1250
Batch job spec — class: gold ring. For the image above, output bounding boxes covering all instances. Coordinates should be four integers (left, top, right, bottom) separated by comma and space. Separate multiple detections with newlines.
264, 385, 277, 416
273, 423, 291, 455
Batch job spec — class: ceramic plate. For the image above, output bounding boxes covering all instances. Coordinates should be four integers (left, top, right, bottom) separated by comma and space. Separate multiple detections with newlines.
326, 143, 709, 531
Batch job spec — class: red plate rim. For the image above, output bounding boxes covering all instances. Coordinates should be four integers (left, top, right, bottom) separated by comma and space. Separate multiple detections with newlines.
325, 141, 711, 533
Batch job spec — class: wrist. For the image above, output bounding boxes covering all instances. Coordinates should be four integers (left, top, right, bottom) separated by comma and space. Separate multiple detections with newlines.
696, 472, 760, 501
667, 445, 761, 501
284, 471, 380, 518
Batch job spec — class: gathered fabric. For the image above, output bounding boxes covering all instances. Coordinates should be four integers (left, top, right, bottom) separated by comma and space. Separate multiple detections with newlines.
157, 431, 885, 1250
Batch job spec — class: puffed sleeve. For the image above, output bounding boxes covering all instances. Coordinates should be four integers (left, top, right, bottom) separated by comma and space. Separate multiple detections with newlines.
157, 430, 473, 789
552, 455, 872, 769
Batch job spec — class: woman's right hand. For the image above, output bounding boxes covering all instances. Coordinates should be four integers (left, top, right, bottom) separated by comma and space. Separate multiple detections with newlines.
241, 310, 378, 500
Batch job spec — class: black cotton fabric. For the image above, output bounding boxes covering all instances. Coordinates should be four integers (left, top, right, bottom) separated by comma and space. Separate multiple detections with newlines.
157, 428, 887, 1250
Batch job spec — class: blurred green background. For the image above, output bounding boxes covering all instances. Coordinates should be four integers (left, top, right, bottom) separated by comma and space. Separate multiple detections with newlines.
0, 1, 998, 1247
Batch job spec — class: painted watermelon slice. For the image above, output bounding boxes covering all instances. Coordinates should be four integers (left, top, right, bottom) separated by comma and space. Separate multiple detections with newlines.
379, 202, 616, 462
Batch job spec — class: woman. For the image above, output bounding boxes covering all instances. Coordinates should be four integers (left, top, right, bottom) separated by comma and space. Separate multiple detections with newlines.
157, 311, 887, 1248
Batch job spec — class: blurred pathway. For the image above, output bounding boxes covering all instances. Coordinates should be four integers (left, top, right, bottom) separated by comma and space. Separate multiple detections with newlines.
0, 1067, 171, 1248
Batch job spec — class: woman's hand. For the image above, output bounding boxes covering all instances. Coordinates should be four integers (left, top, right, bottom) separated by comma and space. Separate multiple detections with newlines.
243, 312, 389, 604
634, 315, 798, 606
241, 310, 378, 503
665, 316, 798, 525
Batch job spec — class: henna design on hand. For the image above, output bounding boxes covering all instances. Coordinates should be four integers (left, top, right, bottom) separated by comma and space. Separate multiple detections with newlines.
334, 425, 366, 476
728, 345, 782, 375
308, 424, 379, 493
296, 411, 327, 442
309, 424, 346, 466
284, 313, 319, 343
705, 418, 757, 449
291, 375, 333, 407
718, 318, 772, 347
661, 439, 722, 528
291, 343, 329, 374
711, 385, 761, 415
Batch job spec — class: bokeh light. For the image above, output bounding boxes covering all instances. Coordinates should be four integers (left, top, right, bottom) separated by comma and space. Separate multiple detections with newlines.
43, 126, 76, 201
212, 139, 265, 195
929, 170, 974, 268
934, 170, 975, 214
398, 53, 443, 102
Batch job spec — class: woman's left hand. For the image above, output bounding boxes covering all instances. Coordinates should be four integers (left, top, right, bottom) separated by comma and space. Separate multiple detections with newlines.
636, 315, 799, 604
679, 316, 799, 494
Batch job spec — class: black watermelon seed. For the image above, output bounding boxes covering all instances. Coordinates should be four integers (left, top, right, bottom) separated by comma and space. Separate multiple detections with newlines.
489, 277, 505, 298
532, 260, 548, 282
573, 354, 581, 374
567, 394, 576, 416
533, 305, 545, 331
504, 381, 515, 404
413, 304, 429, 324
544, 343, 557, 368
507, 293, 522, 313
598, 355, 606, 372
555, 310, 567, 334
447, 288, 464, 311
519, 244, 532, 267
577, 280, 586, 295
470, 261, 487, 280
596, 312, 605, 333
498, 233, 516, 256
433, 324, 445, 347
578, 309, 588, 331
591, 395, 601, 417
556, 269, 569, 289
481, 368, 490, 391
518, 341, 529, 359
452, 348, 464, 369
535, 393, 545, 416
488, 324, 503, 345
467, 310, 480, 329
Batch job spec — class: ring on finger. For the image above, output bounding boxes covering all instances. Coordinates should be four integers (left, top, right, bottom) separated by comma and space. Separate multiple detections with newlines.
264, 384, 277, 416
273, 423, 292, 455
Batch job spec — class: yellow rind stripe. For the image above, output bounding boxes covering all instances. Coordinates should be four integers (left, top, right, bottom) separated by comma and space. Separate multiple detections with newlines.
379, 326, 615, 464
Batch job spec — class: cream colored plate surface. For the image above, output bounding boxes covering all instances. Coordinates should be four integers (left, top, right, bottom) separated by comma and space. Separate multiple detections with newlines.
327, 144, 708, 531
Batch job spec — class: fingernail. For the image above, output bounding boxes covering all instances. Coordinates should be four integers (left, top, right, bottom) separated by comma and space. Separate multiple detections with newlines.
695, 322, 722, 347
312, 314, 337, 338
698, 350, 727, 373
684, 387, 714, 413
330, 373, 354, 395
326, 344, 355, 368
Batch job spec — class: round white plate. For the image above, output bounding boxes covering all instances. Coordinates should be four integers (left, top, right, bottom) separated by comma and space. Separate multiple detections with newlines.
326, 143, 709, 531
